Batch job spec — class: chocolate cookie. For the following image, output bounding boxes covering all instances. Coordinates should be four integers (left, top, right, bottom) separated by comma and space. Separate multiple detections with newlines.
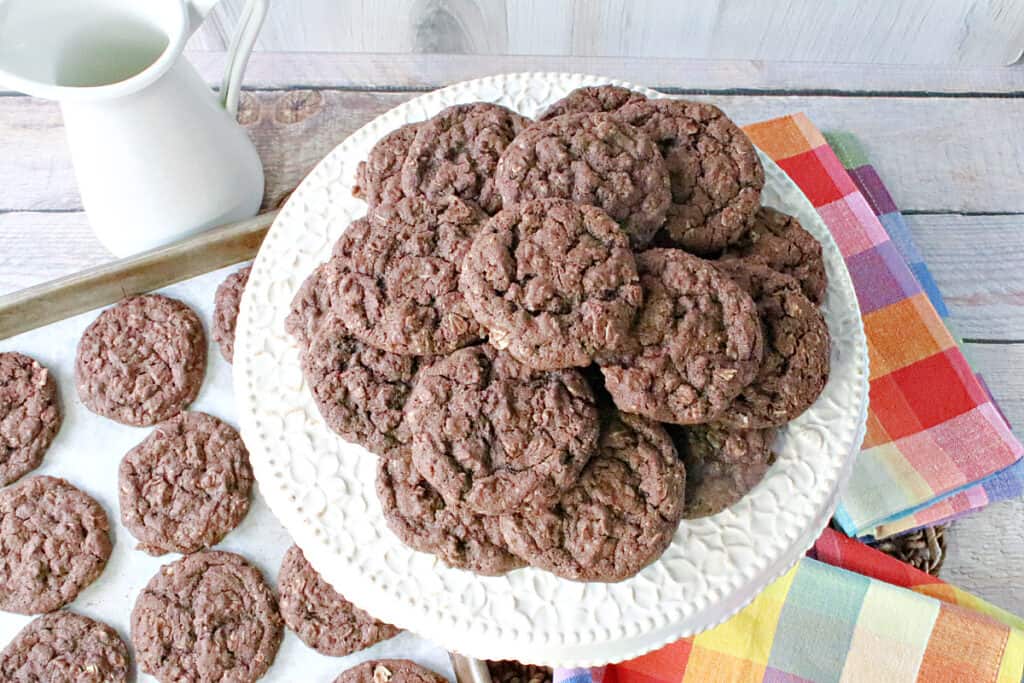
334, 659, 447, 683
406, 345, 599, 515
301, 316, 422, 459
119, 411, 253, 556
537, 85, 648, 121
0, 611, 129, 682
723, 207, 827, 304
377, 457, 525, 576
600, 249, 763, 425
354, 122, 421, 208
495, 112, 671, 249
0, 476, 112, 614
677, 424, 775, 518
278, 544, 399, 656
401, 103, 530, 214
499, 410, 684, 582
616, 99, 764, 255
76, 294, 206, 426
212, 265, 251, 363
286, 261, 341, 348
714, 260, 830, 428
0, 352, 61, 486
460, 199, 642, 370
332, 197, 487, 356
131, 550, 283, 683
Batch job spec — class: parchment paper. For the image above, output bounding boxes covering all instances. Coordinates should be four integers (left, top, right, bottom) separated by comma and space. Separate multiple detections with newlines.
0, 265, 456, 682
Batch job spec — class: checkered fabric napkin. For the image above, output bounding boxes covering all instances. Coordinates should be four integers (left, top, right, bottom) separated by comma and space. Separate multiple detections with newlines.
734, 113, 1023, 539
551, 528, 1023, 683
823, 131, 1024, 538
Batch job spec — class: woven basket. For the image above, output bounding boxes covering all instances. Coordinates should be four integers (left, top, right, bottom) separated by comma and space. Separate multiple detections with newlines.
868, 524, 948, 576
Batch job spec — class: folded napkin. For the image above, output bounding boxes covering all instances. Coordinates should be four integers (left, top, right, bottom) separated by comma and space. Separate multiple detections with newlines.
823, 131, 1024, 538
553, 528, 1023, 683
734, 113, 1023, 539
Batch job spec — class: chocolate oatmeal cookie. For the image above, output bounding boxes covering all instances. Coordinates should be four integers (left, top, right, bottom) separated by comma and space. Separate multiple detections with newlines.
286, 260, 344, 348
301, 316, 422, 459
405, 345, 599, 515
460, 199, 642, 370
212, 265, 251, 363
537, 85, 648, 120
76, 294, 206, 426
499, 410, 685, 582
131, 550, 283, 683
119, 411, 253, 556
377, 457, 525, 575
401, 103, 530, 214
0, 476, 112, 614
616, 99, 764, 255
677, 423, 775, 518
495, 112, 671, 249
0, 611, 129, 682
715, 260, 830, 428
332, 197, 487, 356
600, 249, 763, 425
723, 207, 827, 304
334, 659, 447, 683
0, 352, 61, 486
354, 122, 421, 208
278, 545, 399, 656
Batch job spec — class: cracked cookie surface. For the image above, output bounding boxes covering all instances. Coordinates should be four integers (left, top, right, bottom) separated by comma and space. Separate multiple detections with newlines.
496, 112, 671, 249
499, 410, 684, 582
334, 659, 447, 683
405, 345, 598, 515
676, 423, 775, 518
0, 352, 61, 486
354, 122, 421, 208
212, 265, 251, 363
600, 249, 763, 425
460, 198, 641, 369
617, 99, 763, 254
537, 85, 648, 120
0, 611, 129, 682
119, 411, 253, 555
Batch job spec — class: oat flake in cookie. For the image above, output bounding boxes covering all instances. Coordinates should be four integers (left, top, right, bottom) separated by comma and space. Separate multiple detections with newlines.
377, 457, 525, 576
495, 112, 671, 249
0, 475, 112, 615
460, 198, 642, 370
677, 423, 775, 518
278, 545, 399, 656
723, 206, 827, 305
600, 249, 763, 425
500, 410, 685, 582
617, 99, 764, 255
537, 84, 648, 120
401, 102, 530, 214
119, 411, 253, 556
333, 196, 487, 356
354, 122, 421, 208
76, 294, 206, 426
0, 610, 129, 682
406, 345, 599, 515
212, 264, 251, 363
0, 352, 62, 486
715, 260, 830, 428
334, 659, 447, 683
131, 550, 283, 683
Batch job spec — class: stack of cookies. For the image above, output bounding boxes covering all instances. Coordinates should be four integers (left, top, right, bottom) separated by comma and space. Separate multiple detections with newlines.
290, 85, 831, 583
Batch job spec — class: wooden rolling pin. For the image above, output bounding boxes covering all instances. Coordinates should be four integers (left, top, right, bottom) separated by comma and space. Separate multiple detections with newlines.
0, 211, 276, 340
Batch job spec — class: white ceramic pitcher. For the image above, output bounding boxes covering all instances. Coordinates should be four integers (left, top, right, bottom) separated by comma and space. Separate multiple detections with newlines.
0, 0, 268, 257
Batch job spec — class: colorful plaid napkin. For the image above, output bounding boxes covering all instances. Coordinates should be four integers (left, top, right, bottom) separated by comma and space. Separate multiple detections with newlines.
823, 132, 1024, 538
551, 529, 1023, 683
734, 113, 1023, 539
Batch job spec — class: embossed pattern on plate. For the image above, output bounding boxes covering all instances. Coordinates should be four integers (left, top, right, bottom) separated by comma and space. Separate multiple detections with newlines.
233, 73, 869, 666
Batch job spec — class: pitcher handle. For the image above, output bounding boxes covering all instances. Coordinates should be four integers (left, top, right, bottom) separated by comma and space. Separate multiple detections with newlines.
188, 0, 269, 116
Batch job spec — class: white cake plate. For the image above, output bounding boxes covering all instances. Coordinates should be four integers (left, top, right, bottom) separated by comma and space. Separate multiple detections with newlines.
233, 73, 869, 667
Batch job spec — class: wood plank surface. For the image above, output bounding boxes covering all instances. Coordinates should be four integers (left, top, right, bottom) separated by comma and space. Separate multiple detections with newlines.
3, 89, 1024, 214
190, 0, 1024, 66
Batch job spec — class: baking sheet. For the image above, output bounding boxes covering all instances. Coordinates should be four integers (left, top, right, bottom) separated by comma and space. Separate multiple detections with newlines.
0, 266, 456, 682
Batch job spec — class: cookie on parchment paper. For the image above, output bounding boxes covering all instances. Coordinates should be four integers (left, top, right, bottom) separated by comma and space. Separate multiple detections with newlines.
212, 264, 251, 363
0, 610, 130, 682
0, 351, 62, 486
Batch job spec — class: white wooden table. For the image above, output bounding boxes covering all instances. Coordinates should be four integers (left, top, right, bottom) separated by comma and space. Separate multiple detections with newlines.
1, 53, 1022, 616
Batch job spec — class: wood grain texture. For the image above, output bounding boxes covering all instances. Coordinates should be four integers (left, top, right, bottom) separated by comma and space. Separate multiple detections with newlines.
188, 0, 1024, 65
4, 89, 1024, 214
